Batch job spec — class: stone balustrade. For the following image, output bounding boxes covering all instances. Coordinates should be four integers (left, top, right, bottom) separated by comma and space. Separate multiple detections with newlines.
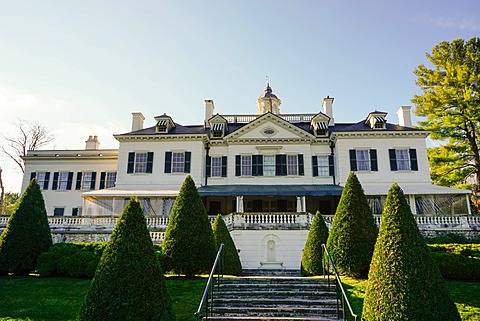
1, 212, 478, 242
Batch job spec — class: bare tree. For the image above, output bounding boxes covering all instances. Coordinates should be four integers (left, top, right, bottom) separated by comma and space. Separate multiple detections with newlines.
2, 120, 54, 173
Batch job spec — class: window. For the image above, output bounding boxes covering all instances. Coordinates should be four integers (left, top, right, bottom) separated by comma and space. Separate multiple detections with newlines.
241, 155, 252, 176
76, 172, 96, 190
53, 207, 65, 216
100, 172, 117, 189
211, 157, 222, 177
172, 152, 185, 173
211, 123, 224, 138
287, 155, 298, 175
164, 151, 191, 173
52, 172, 73, 190
389, 149, 418, 171
72, 207, 82, 216
30, 172, 50, 190
313, 156, 330, 176
127, 152, 154, 174
236, 154, 304, 176
206, 156, 227, 177
263, 155, 275, 176
349, 149, 378, 172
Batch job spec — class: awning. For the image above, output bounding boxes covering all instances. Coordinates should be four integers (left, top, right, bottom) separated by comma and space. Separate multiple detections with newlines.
211, 123, 224, 131
198, 184, 344, 196
362, 183, 471, 196
157, 120, 167, 126
315, 122, 329, 130
374, 116, 386, 123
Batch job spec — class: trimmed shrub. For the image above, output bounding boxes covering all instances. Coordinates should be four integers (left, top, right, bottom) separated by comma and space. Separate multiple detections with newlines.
326, 172, 378, 278
431, 251, 480, 281
162, 175, 216, 276
36, 242, 106, 278
428, 243, 480, 258
0, 179, 52, 275
362, 183, 460, 321
212, 214, 242, 276
78, 198, 174, 321
425, 232, 470, 244
301, 211, 329, 276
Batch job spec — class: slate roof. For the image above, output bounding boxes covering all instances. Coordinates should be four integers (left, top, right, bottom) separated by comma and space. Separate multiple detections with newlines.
119, 118, 421, 137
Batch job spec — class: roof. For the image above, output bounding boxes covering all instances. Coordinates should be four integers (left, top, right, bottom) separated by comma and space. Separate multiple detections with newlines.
362, 183, 471, 195
197, 184, 344, 196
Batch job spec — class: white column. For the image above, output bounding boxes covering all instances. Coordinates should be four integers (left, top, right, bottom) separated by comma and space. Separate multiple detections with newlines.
466, 194, 472, 215
236, 196, 244, 213
409, 195, 416, 214
296, 197, 302, 212
302, 196, 306, 213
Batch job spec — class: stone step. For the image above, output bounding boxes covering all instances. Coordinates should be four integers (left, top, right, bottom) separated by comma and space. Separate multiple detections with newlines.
213, 306, 339, 317
242, 269, 301, 277
216, 290, 336, 299
212, 297, 338, 307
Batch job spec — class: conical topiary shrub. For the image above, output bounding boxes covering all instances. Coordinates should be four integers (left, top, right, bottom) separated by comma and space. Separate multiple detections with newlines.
362, 183, 460, 321
162, 175, 216, 276
326, 172, 378, 278
212, 214, 242, 276
0, 178, 52, 275
78, 198, 174, 321
301, 211, 329, 276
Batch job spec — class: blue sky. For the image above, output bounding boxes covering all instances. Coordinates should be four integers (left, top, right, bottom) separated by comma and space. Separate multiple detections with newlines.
1, 0, 479, 192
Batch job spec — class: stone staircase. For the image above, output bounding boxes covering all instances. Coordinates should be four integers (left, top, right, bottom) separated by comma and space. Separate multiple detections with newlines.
204, 272, 342, 321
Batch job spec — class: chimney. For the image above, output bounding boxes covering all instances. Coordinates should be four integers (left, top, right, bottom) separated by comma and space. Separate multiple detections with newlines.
322, 96, 335, 125
204, 99, 215, 128
131, 112, 145, 131
85, 135, 100, 150
397, 106, 412, 127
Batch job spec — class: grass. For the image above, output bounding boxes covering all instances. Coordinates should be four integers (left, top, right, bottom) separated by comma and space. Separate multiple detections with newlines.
341, 277, 480, 321
0, 275, 207, 321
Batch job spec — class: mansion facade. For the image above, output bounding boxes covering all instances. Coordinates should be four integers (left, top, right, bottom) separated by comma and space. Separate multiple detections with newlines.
15, 85, 474, 269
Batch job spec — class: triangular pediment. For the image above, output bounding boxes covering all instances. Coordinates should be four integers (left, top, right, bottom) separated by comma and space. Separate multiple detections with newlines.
208, 114, 227, 124
224, 112, 315, 141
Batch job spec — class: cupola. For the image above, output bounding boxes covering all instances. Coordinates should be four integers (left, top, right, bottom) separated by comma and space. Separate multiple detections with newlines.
256, 82, 281, 115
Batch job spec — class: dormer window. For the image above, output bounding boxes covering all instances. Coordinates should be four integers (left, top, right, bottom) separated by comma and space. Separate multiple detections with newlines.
313, 122, 329, 136
366, 112, 387, 130
154, 115, 175, 133
373, 116, 386, 129
211, 123, 224, 138
156, 120, 168, 133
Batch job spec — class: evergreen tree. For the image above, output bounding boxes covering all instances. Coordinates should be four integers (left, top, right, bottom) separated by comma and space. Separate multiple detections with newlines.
301, 211, 329, 276
212, 214, 242, 276
326, 172, 378, 278
0, 179, 52, 275
162, 175, 216, 276
78, 198, 174, 321
362, 183, 460, 321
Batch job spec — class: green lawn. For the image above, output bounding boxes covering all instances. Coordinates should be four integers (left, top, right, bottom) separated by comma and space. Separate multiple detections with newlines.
342, 277, 480, 321
0, 276, 206, 321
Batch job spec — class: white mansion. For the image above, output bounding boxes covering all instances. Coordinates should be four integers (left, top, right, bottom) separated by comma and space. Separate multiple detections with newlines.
14, 85, 476, 269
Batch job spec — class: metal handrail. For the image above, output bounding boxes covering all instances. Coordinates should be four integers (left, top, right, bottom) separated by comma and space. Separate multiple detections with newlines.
321, 243, 358, 321
194, 243, 224, 320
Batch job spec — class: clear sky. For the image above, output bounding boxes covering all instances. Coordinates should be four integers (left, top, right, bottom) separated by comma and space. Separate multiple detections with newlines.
1, 0, 479, 193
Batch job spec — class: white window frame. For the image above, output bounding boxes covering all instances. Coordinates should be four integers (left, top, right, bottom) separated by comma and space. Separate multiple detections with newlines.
241, 155, 252, 176
356, 149, 370, 171
172, 152, 185, 173
81, 172, 94, 190
316, 155, 330, 176
58, 172, 70, 190
395, 149, 411, 171
105, 172, 117, 188
134, 152, 148, 173
263, 155, 275, 176
287, 155, 298, 176
211, 156, 222, 177
36, 172, 48, 189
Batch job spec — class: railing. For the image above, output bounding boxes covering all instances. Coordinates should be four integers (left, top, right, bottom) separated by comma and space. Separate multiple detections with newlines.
221, 113, 316, 123
321, 244, 358, 321
195, 243, 224, 321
